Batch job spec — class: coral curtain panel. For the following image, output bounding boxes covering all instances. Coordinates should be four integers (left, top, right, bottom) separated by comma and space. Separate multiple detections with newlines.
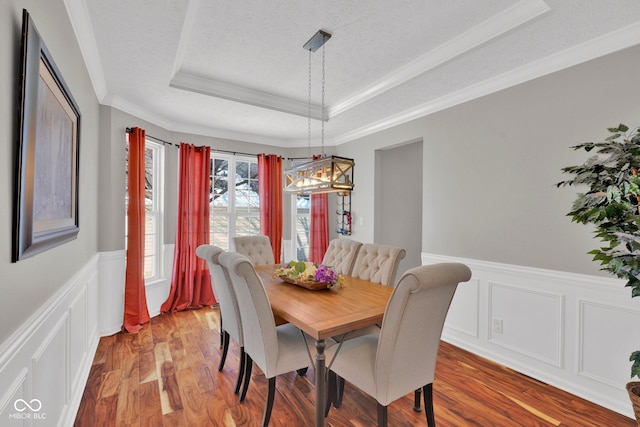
161, 143, 216, 313
309, 155, 330, 263
257, 154, 283, 263
123, 127, 151, 333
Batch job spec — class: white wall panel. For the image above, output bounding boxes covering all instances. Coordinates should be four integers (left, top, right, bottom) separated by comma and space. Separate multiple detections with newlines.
32, 316, 67, 425
0, 255, 100, 427
423, 252, 639, 418
488, 282, 563, 366
578, 300, 640, 388
445, 277, 479, 338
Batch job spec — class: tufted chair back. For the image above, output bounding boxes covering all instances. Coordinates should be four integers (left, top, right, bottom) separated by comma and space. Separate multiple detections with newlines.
233, 235, 275, 265
322, 239, 363, 276
351, 243, 406, 287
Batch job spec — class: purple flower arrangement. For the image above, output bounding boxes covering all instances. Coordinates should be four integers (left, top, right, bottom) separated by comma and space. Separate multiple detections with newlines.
314, 264, 338, 285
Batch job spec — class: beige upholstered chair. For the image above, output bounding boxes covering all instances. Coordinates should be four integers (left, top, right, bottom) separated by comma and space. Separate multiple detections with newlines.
195, 245, 247, 397
219, 251, 314, 426
322, 239, 363, 276
351, 243, 406, 287
233, 235, 275, 265
325, 263, 472, 427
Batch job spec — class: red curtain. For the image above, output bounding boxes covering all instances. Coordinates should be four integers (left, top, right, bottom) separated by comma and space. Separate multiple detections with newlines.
161, 143, 216, 313
309, 155, 329, 264
257, 154, 283, 263
123, 127, 151, 333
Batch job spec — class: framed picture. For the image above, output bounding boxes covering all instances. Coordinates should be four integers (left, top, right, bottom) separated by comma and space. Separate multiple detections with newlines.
12, 9, 80, 262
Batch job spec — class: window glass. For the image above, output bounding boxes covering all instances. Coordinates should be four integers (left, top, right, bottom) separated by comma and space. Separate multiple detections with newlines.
210, 155, 260, 249
126, 136, 164, 281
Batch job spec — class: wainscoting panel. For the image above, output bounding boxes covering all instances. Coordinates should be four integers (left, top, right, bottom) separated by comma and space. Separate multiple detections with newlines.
32, 315, 68, 426
0, 255, 100, 427
578, 299, 640, 388
488, 281, 563, 366
445, 277, 480, 338
425, 252, 639, 418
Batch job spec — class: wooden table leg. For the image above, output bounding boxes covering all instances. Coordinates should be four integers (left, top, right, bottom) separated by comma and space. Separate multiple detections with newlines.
315, 339, 326, 427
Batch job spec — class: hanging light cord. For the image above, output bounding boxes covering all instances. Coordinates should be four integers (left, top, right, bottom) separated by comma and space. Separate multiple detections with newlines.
321, 40, 326, 158
307, 49, 312, 160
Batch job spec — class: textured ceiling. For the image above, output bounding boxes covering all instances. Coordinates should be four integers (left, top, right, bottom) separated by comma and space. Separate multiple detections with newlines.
67, 0, 640, 147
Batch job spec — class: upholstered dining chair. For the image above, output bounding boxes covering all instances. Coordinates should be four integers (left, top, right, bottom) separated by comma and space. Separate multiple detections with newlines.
324, 262, 471, 427
351, 242, 406, 287
219, 251, 315, 427
195, 245, 247, 397
233, 235, 275, 265
322, 238, 363, 276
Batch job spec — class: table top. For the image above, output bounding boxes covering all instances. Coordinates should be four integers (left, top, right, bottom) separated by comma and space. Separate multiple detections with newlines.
255, 264, 393, 340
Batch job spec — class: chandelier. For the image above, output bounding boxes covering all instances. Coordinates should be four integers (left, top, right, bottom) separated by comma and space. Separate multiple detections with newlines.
283, 30, 355, 194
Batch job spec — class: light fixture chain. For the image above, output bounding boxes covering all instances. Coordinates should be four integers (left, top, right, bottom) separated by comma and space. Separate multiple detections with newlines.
321, 40, 326, 158
308, 49, 312, 160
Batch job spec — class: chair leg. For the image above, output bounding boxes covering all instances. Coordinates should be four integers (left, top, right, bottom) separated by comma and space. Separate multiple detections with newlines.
219, 315, 224, 348
262, 377, 276, 427
423, 383, 435, 427
234, 346, 246, 395
239, 355, 253, 402
218, 331, 230, 371
413, 388, 422, 412
376, 403, 388, 427
334, 376, 345, 408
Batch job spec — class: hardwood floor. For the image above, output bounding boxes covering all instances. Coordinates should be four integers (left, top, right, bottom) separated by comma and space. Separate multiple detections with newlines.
74, 306, 635, 426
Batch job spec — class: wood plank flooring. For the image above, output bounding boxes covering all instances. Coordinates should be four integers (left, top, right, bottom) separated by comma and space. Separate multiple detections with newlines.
74, 306, 636, 426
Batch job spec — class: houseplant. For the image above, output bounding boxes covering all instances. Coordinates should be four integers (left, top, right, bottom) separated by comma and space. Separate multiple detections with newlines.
557, 123, 640, 421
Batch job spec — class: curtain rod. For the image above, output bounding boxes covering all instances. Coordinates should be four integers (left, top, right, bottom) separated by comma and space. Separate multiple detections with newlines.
126, 127, 311, 161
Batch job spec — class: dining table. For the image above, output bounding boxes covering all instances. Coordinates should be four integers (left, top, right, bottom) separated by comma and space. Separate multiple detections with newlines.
254, 264, 393, 427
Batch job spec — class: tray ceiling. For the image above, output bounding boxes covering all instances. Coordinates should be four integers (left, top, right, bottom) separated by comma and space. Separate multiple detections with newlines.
66, 0, 640, 146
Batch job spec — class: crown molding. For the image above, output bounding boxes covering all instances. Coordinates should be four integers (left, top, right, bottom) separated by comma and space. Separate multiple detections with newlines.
329, 0, 550, 117
334, 20, 640, 145
169, 71, 326, 120
63, 0, 108, 101
106, 94, 290, 147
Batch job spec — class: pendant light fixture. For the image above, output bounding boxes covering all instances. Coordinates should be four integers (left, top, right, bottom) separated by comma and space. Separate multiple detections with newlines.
284, 30, 355, 194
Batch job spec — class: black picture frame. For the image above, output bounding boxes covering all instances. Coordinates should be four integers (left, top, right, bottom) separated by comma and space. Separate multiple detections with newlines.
12, 9, 81, 262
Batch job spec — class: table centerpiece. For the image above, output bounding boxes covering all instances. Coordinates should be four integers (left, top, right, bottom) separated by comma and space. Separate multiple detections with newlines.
274, 260, 343, 290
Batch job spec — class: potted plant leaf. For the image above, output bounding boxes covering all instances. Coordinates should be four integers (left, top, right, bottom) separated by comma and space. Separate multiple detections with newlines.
557, 124, 640, 423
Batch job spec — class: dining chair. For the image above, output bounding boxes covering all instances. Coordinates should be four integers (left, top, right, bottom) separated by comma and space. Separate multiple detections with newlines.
218, 251, 315, 427
322, 238, 363, 276
325, 262, 471, 427
350, 242, 406, 287
195, 245, 247, 397
233, 235, 275, 265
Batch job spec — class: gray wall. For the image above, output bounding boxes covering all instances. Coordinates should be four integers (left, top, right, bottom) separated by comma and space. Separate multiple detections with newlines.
375, 139, 423, 277
337, 43, 640, 278
0, 0, 100, 343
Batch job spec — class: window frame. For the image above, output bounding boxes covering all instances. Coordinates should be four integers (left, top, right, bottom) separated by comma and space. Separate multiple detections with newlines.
210, 153, 260, 250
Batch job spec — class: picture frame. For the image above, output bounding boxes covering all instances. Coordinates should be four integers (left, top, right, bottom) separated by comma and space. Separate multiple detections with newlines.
12, 9, 81, 262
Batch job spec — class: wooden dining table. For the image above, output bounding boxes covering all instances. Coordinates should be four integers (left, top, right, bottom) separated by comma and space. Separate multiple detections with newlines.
254, 265, 393, 427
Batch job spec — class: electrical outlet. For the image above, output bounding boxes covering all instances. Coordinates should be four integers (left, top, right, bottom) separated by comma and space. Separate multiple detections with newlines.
492, 318, 503, 334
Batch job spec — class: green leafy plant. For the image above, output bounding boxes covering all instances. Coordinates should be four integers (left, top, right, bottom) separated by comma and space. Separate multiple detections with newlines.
557, 124, 640, 378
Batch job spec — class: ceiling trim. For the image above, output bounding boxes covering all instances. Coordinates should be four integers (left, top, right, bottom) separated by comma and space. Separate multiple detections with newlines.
335, 20, 640, 145
106, 94, 290, 147
168, 0, 550, 121
328, 0, 551, 117
63, 0, 108, 101
172, 0, 202, 77
170, 71, 326, 120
